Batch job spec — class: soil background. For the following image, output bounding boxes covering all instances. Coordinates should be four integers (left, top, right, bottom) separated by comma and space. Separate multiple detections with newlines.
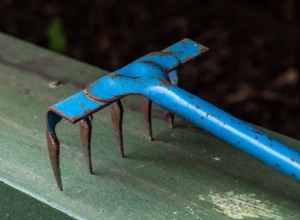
1, 0, 299, 139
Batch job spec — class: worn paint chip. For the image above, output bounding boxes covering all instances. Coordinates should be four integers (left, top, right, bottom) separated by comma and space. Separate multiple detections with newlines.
198, 191, 282, 220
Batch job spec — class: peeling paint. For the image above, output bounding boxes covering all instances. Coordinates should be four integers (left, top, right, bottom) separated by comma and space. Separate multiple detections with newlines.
198, 191, 282, 220
185, 205, 208, 219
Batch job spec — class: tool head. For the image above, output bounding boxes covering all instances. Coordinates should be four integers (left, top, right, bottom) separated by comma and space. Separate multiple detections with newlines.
46, 38, 299, 192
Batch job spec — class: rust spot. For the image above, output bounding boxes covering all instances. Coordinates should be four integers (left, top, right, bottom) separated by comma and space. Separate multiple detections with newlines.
85, 84, 92, 90
148, 51, 172, 57
267, 136, 273, 141
252, 130, 264, 135
198, 46, 209, 54
206, 113, 215, 117
160, 51, 173, 56
289, 158, 300, 165
141, 60, 156, 66
158, 78, 171, 87
162, 67, 169, 72
79, 103, 86, 109
195, 105, 200, 109
71, 116, 82, 123
189, 95, 194, 99
148, 52, 159, 57
110, 74, 122, 79
184, 55, 194, 63
83, 109, 95, 116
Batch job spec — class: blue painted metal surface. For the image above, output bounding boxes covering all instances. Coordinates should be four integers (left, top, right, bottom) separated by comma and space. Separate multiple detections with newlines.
46, 38, 300, 191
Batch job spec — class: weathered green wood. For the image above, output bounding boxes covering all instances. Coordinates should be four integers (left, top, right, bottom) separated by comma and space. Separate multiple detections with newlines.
0, 32, 300, 220
0, 182, 73, 220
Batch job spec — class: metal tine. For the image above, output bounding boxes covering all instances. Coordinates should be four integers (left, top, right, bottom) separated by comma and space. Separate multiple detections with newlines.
141, 96, 153, 141
164, 69, 180, 128
164, 112, 175, 128
79, 116, 93, 174
111, 100, 125, 158
140, 69, 179, 133
46, 129, 63, 191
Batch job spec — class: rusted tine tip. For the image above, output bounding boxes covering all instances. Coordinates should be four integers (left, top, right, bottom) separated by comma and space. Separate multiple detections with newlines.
111, 100, 125, 158
46, 129, 63, 191
79, 116, 93, 174
46, 110, 63, 190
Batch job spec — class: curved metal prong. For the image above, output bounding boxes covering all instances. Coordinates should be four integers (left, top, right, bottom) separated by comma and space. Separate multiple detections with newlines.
141, 96, 153, 141
164, 111, 175, 128
46, 111, 63, 191
111, 100, 124, 158
164, 69, 180, 128
79, 116, 93, 174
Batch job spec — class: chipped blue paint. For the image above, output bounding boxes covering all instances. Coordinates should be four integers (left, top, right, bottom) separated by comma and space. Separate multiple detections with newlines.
46, 38, 300, 190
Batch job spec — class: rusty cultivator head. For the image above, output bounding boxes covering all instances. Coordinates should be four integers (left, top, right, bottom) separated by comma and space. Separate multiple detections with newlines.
46, 38, 300, 191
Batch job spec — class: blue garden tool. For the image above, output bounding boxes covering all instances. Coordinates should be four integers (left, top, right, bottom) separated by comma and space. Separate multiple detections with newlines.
46, 38, 300, 191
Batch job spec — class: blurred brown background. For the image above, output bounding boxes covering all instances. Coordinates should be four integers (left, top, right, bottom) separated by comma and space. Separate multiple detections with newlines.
0, 0, 299, 139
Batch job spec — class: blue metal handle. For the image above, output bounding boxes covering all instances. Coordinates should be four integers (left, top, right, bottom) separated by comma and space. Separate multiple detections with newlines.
46, 38, 300, 190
